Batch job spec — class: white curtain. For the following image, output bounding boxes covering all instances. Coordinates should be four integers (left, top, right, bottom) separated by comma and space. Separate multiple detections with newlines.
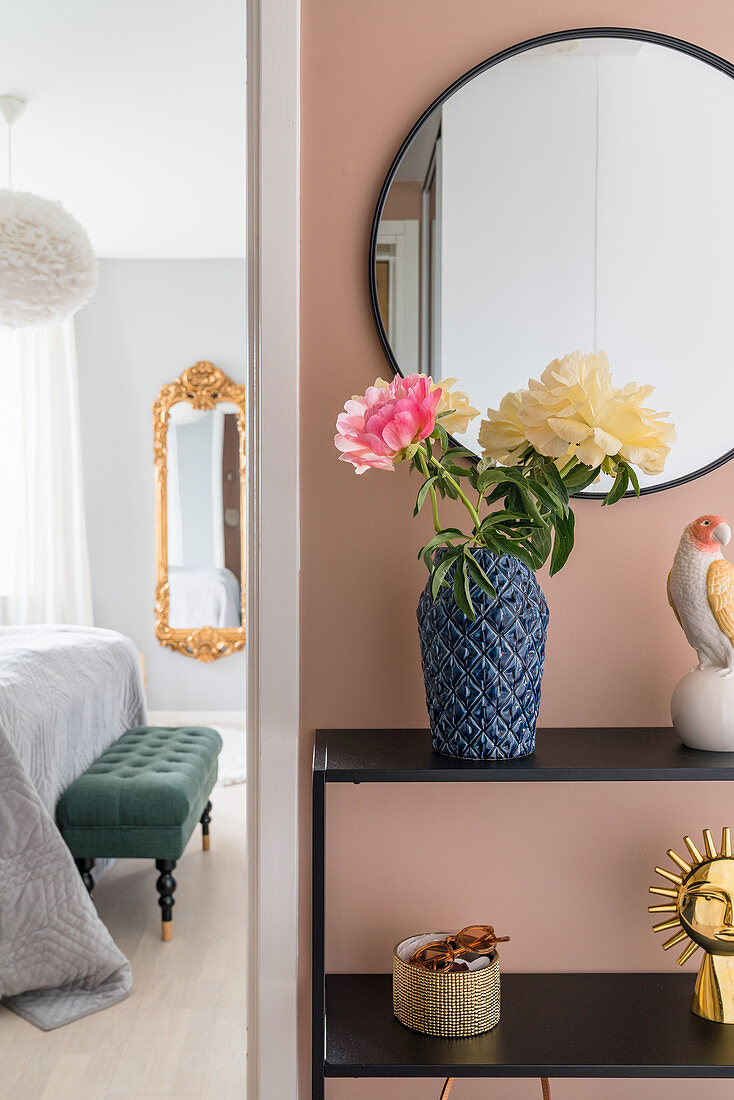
0, 319, 93, 625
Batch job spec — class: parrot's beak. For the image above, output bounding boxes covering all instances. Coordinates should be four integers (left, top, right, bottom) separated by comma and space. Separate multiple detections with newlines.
713, 522, 732, 546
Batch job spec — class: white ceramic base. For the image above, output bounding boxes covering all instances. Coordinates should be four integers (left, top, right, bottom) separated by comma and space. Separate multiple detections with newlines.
671, 666, 734, 751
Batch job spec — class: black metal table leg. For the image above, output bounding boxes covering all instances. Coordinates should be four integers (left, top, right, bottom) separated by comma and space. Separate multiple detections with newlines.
312, 734, 327, 1099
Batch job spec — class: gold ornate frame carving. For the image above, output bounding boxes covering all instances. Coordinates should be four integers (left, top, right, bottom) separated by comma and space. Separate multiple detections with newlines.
153, 362, 246, 661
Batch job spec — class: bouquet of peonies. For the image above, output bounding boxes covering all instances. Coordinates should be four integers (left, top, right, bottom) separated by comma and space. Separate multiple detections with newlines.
335, 351, 675, 618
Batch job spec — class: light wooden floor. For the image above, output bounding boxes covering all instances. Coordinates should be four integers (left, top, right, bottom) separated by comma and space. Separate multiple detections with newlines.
0, 784, 246, 1100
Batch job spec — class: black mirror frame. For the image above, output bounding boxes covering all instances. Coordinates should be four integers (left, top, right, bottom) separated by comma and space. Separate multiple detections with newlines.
368, 26, 734, 498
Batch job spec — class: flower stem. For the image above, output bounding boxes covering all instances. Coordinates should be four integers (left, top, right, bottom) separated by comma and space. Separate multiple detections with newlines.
428, 454, 482, 532
417, 448, 441, 534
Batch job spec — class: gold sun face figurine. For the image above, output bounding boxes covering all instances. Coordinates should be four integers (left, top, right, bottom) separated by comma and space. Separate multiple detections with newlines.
650, 827, 734, 1023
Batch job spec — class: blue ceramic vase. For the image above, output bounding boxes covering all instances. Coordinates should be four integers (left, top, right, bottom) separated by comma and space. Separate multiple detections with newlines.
417, 549, 549, 760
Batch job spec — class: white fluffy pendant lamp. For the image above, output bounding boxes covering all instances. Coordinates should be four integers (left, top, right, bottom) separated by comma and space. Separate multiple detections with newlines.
0, 95, 98, 328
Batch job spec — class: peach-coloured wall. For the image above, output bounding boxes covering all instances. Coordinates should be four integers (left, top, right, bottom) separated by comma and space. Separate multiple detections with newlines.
382, 181, 422, 221
301, 2, 734, 1096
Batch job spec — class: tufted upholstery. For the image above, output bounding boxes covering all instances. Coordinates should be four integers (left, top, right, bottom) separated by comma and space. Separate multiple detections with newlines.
57, 726, 222, 861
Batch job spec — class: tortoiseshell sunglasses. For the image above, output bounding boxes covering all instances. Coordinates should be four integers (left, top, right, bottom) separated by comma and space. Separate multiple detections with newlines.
408, 924, 510, 971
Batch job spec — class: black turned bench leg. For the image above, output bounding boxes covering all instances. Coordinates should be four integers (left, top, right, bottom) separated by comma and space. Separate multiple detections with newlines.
155, 859, 177, 942
75, 857, 96, 895
200, 799, 212, 851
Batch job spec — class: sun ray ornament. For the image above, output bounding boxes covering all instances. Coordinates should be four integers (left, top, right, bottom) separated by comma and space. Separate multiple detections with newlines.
0, 95, 97, 328
650, 827, 734, 1022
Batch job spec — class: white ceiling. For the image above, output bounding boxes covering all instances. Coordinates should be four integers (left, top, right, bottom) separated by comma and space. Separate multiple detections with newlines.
0, 0, 245, 257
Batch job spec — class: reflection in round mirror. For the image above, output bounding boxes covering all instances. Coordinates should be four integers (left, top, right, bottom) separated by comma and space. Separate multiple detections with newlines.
370, 30, 734, 495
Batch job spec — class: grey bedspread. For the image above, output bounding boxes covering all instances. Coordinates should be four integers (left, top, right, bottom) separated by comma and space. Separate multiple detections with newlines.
0, 625, 147, 1029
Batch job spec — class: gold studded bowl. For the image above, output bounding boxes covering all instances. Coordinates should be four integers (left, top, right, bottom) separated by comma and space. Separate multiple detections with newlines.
392, 933, 501, 1037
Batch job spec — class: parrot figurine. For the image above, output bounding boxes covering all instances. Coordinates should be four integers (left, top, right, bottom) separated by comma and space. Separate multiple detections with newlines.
668, 515, 734, 674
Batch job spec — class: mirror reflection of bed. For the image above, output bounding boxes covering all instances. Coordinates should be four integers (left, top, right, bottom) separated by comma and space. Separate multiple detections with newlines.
167, 402, 242, 630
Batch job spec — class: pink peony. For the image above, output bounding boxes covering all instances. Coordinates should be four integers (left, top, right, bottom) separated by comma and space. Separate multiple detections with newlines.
335, 374, 442, 474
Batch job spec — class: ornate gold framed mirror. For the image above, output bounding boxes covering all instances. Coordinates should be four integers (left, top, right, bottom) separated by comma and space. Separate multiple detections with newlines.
153, 362, 245, 661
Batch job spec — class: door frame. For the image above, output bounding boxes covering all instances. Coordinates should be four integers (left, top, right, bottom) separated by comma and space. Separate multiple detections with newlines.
246, 0, 300, 1094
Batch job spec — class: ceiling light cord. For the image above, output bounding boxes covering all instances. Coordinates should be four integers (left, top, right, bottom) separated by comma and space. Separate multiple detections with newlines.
0, 96, 27, 190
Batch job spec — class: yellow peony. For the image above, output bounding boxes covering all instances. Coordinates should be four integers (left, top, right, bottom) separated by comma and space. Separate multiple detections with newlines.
519, 351, 615, 460
478, 389, 531, 465
586, 381, 676, 475
433, 377, 480, 435
517, 350, 675, 473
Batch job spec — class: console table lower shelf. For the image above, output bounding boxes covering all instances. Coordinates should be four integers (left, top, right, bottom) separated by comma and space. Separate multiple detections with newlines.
324, 972, 734, 1080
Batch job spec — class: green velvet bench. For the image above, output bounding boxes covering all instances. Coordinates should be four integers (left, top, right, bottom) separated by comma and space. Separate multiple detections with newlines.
57, 725, 222, 941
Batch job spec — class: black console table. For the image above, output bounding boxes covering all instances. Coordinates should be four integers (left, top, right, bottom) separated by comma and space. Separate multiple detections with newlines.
312, 728, 734, 1098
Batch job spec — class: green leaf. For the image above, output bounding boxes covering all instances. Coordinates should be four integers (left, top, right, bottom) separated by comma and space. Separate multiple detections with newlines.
482, 483, 510, 508
434, 423, 450, 456
549, 510, 576, 575
464, 549, 497, 600
526, 477, 565, 516
626, 462, 641, 498
506, 484, 523, 514
540, 462, 570, 512
481, 509, 534, 531
528, 522, 552, 568
418, 528, 466, 560
603, 465, 629, 507
413, 476, 439, 518
441, 463, 474, 480
519, 483, 548, 525
476, 467, 512, 493
486, 532, 538, 571
430, 547, 462, 600
564, 464, 602, 494
497, 469, 548, 525
453, 554, 476, 620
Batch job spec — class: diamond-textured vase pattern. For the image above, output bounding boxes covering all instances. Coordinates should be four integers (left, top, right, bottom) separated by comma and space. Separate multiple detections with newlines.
417, 550, 549, 760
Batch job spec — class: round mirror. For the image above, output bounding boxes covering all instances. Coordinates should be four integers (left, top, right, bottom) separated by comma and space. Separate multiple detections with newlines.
369, 29, 734, 495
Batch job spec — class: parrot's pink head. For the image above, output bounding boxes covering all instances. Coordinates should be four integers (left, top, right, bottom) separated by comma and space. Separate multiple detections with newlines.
687, 515, 732, 553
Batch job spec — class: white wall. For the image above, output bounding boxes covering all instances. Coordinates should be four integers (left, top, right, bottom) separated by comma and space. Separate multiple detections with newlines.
75, 259, 246, 711
594, 45, 734, 485
440, 53, 598, 453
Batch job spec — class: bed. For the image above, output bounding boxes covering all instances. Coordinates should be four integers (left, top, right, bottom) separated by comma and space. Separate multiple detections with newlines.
168, 565, 241, 628
0, 625, 147, 1029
